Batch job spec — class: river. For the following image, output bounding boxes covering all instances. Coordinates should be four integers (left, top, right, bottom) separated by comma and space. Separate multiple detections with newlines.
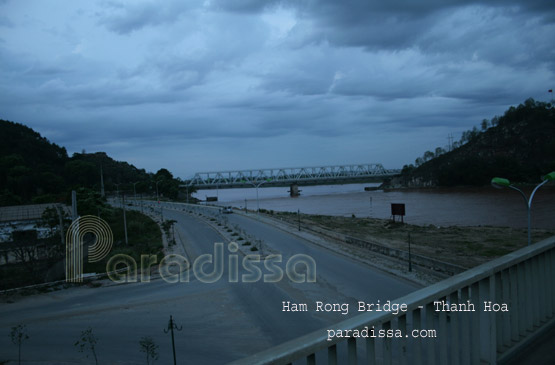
193, 183, 555, 229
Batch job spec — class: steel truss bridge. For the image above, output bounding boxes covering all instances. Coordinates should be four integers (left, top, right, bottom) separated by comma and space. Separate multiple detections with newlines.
184, 163, 401, 188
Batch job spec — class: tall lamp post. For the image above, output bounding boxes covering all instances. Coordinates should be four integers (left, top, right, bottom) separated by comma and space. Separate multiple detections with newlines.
114, 183, 121, 206
253, 179, 272, 213
155, 180, 162, 202
491, 172, 555, 246
164, 315, 182, 365
132, 182, 139, 202
240, 179, 272, 213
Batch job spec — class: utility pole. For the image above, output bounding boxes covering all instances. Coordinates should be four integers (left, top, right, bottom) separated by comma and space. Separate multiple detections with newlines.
132, 182, 139, 202
408, 232, 412, 272
122, 194, 128, 245
100, 165, 105, 198
155, 180, 161, 202
164, 315, 182, 365
71, 190, 78, 221
54, 204, 65, 245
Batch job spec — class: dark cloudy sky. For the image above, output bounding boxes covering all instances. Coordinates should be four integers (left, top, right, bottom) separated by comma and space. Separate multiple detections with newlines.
1, 0, 554, 178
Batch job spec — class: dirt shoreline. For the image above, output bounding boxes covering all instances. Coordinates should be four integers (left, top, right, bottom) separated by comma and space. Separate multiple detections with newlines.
270, 211, 555, 269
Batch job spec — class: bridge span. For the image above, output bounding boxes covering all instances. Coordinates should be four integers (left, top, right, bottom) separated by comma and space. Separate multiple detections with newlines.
183, 163, 401, 189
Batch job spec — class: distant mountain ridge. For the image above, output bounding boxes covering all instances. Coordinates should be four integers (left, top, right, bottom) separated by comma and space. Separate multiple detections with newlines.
0, 119, 179, 206
2, 98, 553, 204
401, 98, 555, 187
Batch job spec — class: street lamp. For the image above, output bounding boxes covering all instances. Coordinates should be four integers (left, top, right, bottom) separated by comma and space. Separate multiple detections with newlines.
114, 183, 121, 206
242, 178, 272, 213
132, 182, 139, 201
254, 179, 274, 213
491, 172, 555, 246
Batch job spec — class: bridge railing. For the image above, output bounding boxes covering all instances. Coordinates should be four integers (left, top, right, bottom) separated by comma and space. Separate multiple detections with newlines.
229, 235, 555, 364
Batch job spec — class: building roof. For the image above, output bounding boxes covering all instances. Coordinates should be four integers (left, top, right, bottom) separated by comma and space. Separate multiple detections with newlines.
0, 204, 72, 222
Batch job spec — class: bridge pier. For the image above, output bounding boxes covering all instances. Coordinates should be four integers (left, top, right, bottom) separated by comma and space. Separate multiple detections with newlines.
289, 184, 301, 197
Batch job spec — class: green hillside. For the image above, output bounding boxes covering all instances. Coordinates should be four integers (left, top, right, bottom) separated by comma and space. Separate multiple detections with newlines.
401, 99, 555, 187
0, 119, 182, 206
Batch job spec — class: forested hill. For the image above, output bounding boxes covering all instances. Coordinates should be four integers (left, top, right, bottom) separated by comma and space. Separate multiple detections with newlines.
2, 98, 553, 204
401, 99, 555, 187
0, 119, 180, 206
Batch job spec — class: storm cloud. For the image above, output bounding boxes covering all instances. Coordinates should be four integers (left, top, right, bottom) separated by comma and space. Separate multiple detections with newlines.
0, 0, 553, 177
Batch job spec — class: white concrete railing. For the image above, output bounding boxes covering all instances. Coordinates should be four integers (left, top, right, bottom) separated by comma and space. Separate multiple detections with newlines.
229, 235, 555, 364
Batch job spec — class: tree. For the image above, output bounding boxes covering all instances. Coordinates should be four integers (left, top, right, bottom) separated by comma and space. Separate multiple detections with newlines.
10, 229, 46, 283
139, 336, 159, 365
10, 324, 29, 365
0, 188, 22, 206
153, 168, 180, 200
470, 126, 479, 141
162, 220, 177, 245
74, 187, 109, 216
74, 327, 99, 365
39, 171, 65, 194
401, 164, 415, 174
434, 147, 445, 157
423, 150, 434, 162
481, 119, 489, 131
460, 131, 469, 144
39, 207, 60, 236
155, 168, 173, 181
65, 160, 97, 187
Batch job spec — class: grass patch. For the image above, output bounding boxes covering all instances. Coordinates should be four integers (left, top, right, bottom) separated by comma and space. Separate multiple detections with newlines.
84, 209, 164, 274
275, 211, 555, 268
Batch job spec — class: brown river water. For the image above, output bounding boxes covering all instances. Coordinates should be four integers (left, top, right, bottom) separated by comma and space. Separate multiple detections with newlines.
194, 183, 555, 229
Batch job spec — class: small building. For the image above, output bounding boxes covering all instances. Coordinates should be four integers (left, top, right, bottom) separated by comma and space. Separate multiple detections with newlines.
0, 203, 71, 265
